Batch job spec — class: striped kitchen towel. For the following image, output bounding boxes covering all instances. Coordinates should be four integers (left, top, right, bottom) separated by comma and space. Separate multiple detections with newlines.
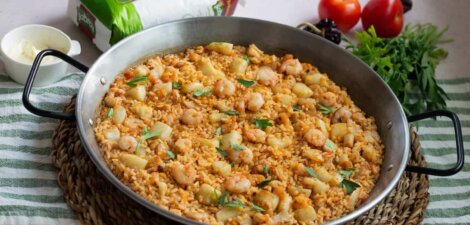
417, 78, 470, 224
0, 73, 468, 224
0, 73, 82, 225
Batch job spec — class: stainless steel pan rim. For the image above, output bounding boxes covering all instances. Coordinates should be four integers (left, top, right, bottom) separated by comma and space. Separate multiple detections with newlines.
77, 17, 409, 225
22, 16, 464, 225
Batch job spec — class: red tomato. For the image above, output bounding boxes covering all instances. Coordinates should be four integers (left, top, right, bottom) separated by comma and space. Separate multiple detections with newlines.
362, 0, 404, 38
318, 0, 361, 32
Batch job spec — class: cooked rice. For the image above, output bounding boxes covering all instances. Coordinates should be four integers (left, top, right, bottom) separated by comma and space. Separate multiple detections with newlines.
93, 43, 384, 225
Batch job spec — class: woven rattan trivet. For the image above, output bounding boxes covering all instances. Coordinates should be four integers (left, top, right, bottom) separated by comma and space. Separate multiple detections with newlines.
52, 97, 429, 225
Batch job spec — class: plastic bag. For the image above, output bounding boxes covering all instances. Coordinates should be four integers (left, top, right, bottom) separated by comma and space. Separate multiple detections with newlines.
67, 0, 237, 51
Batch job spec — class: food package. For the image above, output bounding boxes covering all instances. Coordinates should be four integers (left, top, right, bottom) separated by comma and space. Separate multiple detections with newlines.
67, 0, 237, 51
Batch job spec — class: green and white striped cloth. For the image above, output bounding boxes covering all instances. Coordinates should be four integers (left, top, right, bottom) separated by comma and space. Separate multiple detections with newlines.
0, 73, 468, 224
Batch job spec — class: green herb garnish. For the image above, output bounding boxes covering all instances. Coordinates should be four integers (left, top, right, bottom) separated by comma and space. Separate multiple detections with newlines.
218, 194, 247, 208
222, 110, 240, 116
236, 78, 255, 88
243, 55, 251, 64
305, 167, 319, 179
172, 81, 181, 90
257, 179, 273, 188
324, 139, 336, 151
224, 198, 249, 208
263, 165, 269, 177
341, 179, 361, 194
232, 143, 246, 151
218, 192, 262, 212
142, 130, 160, 140
339, 167, 356, 178
106, 108, 113, 118
166, 149, 176, 159
216, 147, 228, 157
251, 203, 265, 212
136, 128, 160, 151
252, 118, 273, 130
126, 76, 148, 86
218, 191, 228, 206
292, 105, 301, 111
230, 162, 235, 167
345, 24, 450, 115
212, 1, 224, 16
212, 189, 220, 202
318, 104, 334, 115
214, 127, 222, 136
194, 89, 212, 97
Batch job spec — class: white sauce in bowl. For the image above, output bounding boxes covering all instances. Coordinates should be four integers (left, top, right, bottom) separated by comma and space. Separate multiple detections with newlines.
8, 39, 63, 64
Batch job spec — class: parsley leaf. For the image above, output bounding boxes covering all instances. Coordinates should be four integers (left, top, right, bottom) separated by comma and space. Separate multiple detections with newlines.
346, 24, 450, 115
224, 198, 249, 208
216, 147, 228, 157
292, 105, 301, 111
232, 143, 246, 151
142, 130, 160, 140
341, 179, 361, 194
305, 167, 319, 179
218, 191, 228, 206
166, 149, 176, 159
339, 167, 356, 178
106, 108, 113, 118
251, 203, 264, 212
252, 118, 273, 130
214, 127, 222, 136
263, 165, 269, 177
172, 81, 181, 90
230, 162, 235, 167
136, 128, 160, 151
318, 104, 334, 115
212, 1, 224, 16
243, 55, 251, 64
194, 89, 212, 97
236, 78, 255, 87
126, 76, 147, 86
222, 110, 240, 116
218, 192, 263, 212
257, 179, 273, 188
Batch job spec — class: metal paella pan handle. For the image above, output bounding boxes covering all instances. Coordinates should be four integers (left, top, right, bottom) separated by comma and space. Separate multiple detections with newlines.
22, 49, 89, 121
406, 110, 465, 176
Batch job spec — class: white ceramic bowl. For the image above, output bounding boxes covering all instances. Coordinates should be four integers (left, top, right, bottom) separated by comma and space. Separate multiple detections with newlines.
0, 24, 81, 86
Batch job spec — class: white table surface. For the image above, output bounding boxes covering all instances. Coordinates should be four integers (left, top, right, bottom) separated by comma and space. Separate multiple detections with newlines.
1, 0, 469, 79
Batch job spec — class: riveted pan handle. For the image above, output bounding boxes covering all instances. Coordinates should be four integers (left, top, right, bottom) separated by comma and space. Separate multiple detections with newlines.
22, 49, 88, 120
406, 110, 464, 176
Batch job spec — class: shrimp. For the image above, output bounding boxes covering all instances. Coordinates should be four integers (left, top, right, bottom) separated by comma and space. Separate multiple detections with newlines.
319, 91, 337, 107
123, 117, 144, 130
298, 98, 317, 112
234, 100, 246, 113
170, 163, 197, 186
243, 128, 267, 143
280, 59, 302, 76
331, 107, 352, 123
174, 138, 192, 154
104, 93, 121, 107
257, 66, 278, 86
246, 92, 265, 112
224, 175, 251, 193
181, 109, 203, 125
304, 128, 326, 147
118, 135, 137, 152
214, 79, 236, 98
228, 147, 254, 164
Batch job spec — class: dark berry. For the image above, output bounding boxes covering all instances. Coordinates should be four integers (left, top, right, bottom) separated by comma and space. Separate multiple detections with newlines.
401, 0, 412, 13
299, 19, 342, 45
